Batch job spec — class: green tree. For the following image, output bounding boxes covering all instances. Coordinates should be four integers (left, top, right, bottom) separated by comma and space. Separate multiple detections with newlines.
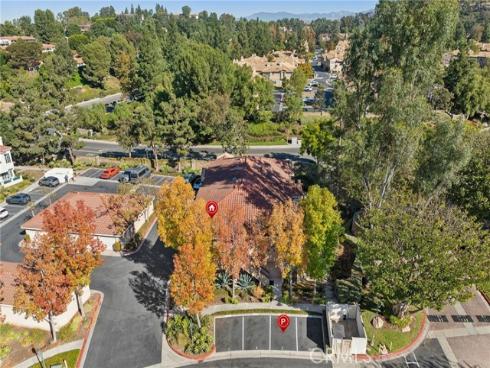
7, 40, 41, 70
34, 9, 62, 42
444, 51, 488, 118
128, 26, 164, 99
301, 185, 343, 297
358, 194, 490, 317
68, 33, 89, 52
284, 68, 307, 122
449, 130, 490, 226
414, 117, 471, 197
81, 38, 111, 87
109, 34, 136, 83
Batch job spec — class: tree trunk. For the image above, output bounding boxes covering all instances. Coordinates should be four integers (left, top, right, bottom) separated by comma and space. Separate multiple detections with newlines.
393, 302, 409, 318
66, 147, 75, 166
289, 273, 293, 300
196, 313, 201, 328
232, 278, 236, 299
75, 290, 85, 317
48, 312, 57, 343
312, 279, 317, 303
128, 146, 132, 158
152, 145, 159, 172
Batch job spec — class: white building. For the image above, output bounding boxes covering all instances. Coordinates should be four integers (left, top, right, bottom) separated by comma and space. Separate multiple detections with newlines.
0, 261, 90, 331
0, 136, 23, 188
21, 191, 153, 256
325, 303, 367, 356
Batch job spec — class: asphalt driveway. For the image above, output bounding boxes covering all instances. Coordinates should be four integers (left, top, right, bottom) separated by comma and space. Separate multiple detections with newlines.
85, 225, 174, 368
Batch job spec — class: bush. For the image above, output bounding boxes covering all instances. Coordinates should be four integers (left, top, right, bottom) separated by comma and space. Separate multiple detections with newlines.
237, 273, 255, 291
185, 326, 213, 354
389, 315, 412, 329
224, 296, 239, 304
252, 286, 264, 299
247, 122, 280, 137
215, 271, 230, 289
0, 345, 11, 360
112, 241, 122, 252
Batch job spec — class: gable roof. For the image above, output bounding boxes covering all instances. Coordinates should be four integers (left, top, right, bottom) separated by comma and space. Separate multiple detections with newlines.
0, 261, 19, 306
196, 156, 303, 223
21, 192, 123, 237
0, 145, 11, 154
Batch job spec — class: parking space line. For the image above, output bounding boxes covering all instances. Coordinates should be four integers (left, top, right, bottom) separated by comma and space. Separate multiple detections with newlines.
295, 317, 299, 351
269, 315, 271, 350
242, 316, 245, 350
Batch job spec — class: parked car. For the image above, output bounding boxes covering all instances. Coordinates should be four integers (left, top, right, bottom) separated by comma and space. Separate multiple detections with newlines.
118, 165, 151, 183
0, 207, 8, 220
304, 86, 313, 92
99, 167, 120, 179
39, 176, 60, 187
6, 193, 31, 205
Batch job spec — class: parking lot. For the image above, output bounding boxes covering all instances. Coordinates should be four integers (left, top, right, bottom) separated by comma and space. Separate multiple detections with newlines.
214, 314, 325, 353
81, 168, 173, 186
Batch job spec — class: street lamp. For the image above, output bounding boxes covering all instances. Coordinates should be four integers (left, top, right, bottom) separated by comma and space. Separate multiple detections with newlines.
31, 347, 47, 368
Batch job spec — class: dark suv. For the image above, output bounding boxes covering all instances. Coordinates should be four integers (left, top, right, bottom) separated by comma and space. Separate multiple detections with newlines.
6, 193, 31, 205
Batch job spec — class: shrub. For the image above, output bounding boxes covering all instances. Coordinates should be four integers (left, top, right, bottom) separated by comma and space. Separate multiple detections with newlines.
112, 241, 122, 252
185, 326, 213, 354
252, 286, 264, 299
0, 345, 11, 360
247, 122, 280, 138
224, 296, 239, 304
23, 233, 31, 243
389, 315, 412, 329
215, 271, 231, 289
237, 273, 255, 291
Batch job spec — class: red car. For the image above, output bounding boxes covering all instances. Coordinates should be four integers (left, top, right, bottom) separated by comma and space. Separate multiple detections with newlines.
99, 167, 120, 179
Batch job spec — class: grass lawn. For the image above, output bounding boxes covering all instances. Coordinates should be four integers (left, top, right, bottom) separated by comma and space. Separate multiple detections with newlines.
301, 111, 331, 124
362, 310, 425, 355
0, 175, 35, 202
29, 349, 80, 368
211, 309, 314, 317
478, 279, 490, 299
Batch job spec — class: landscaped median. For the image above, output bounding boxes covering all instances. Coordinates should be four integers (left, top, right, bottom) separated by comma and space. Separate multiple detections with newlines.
355, 310, 428, 362
2, 292, 103, 368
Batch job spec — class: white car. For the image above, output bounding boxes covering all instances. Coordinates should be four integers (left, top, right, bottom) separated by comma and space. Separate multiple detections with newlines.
0, 207, 8, 220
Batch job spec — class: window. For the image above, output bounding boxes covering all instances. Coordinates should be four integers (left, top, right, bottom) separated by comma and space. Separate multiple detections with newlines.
4, 153, 11, 164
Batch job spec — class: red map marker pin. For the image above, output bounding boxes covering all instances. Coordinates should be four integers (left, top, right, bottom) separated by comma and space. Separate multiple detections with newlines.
206, 201, 218, 218
277, 314, 290, 333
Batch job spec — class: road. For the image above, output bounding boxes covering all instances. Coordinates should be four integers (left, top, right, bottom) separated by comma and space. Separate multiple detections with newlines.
65, 92, 123, 110
76, 138, 305, 159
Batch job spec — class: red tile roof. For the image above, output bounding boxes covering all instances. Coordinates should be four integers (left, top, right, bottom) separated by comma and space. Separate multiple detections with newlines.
0, 145, 11, 154
22, 192, 123, 236
196, 156, 303, 223
0, 261, 19, 306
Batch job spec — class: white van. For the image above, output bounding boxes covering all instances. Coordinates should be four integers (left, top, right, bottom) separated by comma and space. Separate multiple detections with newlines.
43, 168, 74, 183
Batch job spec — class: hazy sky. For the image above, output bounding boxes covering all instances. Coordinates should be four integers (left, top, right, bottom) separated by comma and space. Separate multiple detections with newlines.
1, 1, 377, 22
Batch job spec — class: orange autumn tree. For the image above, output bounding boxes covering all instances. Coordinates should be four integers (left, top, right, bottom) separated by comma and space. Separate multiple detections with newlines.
268, 199, 306, 299
213, 205, 249, 298
15, 235, 73, 342
41, 200, 104, 316
170, 241, 215, 327
157, 177, 212, 249
102, 192, 151, 240
247, 212, 271, 284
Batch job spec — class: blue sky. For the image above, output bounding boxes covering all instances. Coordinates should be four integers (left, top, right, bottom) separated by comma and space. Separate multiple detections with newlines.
1, 1, 377, 22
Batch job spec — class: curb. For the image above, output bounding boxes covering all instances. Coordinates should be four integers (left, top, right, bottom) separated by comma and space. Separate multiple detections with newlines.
76, 290, 104, 368
168, 343, 216, 362
122, 217, 158, 257
14, 340, 83, 368
356, 311, 429, 362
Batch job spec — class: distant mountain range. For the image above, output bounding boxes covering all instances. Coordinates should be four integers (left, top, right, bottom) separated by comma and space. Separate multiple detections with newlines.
245, 11, 355, 22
